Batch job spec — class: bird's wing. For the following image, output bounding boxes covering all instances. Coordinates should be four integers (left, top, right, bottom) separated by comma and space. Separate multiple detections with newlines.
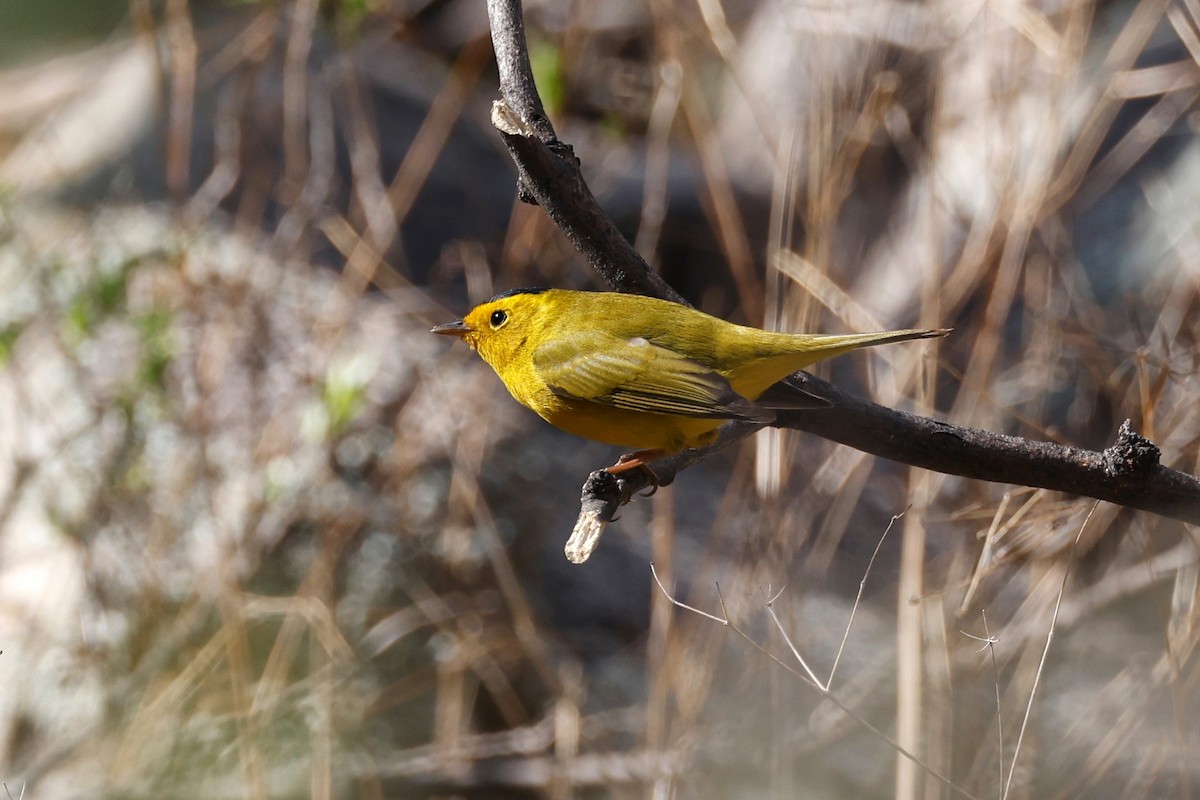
533, 332, 772, 421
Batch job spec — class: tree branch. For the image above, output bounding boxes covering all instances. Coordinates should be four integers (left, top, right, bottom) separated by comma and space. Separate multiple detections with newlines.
485, 0, 1200, 563
485, 0, 684, 304
565, 376, 1200, 563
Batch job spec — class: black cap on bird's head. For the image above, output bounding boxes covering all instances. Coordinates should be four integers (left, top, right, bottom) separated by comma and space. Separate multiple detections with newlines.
485, 287, 549, 302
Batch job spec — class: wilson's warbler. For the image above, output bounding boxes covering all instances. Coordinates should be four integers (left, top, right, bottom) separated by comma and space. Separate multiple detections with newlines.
432, 288, 947, 472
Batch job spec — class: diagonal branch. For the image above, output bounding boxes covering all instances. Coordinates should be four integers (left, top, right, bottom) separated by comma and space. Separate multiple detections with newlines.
486, 0, 684, 304
485, 0, 1200, 563
566, 376, 1200, 563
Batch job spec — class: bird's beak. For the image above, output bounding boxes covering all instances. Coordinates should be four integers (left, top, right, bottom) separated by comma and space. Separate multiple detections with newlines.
431, 320, 471, 337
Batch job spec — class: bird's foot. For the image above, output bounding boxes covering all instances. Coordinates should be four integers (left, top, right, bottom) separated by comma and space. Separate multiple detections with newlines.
605, 449, 664, 493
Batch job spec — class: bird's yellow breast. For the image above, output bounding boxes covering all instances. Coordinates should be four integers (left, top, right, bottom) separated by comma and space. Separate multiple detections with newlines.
490, 358, 719, 451
534, 393, 724, 452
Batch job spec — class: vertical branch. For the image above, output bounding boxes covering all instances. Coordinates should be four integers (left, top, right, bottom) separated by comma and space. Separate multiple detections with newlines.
486, 0, 557, 142
164, 0, 196, 199
282, 0, 319, 196
484, 0, 686, 303
895, 483, 931, 800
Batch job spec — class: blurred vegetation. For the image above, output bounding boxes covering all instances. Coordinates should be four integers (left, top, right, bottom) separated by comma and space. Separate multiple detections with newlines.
0, 0, 128, 65
0, 1, 1198, 799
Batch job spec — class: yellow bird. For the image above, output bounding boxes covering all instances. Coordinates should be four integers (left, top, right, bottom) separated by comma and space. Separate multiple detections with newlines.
432, 288, 947, 472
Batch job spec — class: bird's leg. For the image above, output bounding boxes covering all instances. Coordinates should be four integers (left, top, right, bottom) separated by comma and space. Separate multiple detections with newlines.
605, 449, 664, 493
606, 449, 664, 473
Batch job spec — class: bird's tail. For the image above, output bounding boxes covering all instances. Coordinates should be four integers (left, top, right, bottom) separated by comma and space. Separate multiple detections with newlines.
731, 327, 950, 402
796, 327, 951, 355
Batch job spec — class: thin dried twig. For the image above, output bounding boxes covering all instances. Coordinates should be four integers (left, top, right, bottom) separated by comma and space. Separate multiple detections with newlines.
649, 564, 730, 627
649, 568, 978, 799
962, 610, 1005, 800
827, 507, 908, 687
1003, 502, 1099, 800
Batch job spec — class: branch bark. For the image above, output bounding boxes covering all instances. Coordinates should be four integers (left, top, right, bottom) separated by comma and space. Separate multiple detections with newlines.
565, 378, 1200, 562
484, 0, 1200, 562
485, 0, 684, 304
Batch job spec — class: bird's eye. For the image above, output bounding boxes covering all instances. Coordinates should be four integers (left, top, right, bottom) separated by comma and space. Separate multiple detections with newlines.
490, 310, 508, 328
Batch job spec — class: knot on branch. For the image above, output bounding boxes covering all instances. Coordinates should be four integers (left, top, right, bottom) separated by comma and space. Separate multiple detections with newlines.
1102, 420, 1160, 478
491, 99, 536, 137
490, 101, 576, 159
545, 136, 577, 163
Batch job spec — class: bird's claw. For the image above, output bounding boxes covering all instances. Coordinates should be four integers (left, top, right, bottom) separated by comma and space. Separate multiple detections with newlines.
605, 451, 663, 495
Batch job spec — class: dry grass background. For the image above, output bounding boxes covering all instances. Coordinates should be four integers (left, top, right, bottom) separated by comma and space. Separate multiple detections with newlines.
0, 0, 1198, 798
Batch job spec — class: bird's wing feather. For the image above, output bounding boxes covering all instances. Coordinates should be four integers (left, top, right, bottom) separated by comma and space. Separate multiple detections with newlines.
533, 332, 772, 421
